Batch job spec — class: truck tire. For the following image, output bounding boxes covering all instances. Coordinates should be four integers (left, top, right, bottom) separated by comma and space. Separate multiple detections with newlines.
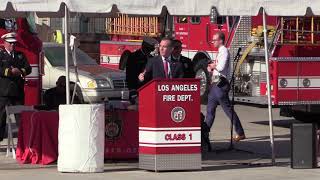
194, 59, 210, 104
292, 110, 318, 123
280, 105, 293, 117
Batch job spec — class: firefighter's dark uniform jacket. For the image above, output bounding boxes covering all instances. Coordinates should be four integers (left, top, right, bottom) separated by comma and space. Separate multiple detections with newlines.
126, 49, 152, 90
0, 48, 31, 141
0, 49, 31, 99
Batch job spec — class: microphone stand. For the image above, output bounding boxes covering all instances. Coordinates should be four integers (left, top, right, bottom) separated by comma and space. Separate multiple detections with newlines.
214, 48, 254, 154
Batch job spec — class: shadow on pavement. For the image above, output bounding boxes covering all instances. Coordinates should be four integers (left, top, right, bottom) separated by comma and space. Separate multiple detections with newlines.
201, 161, 289, 172
0, 161, 57, 171
202, 137, 291, 169
103, 167, 140, 173
1, 137, 291, 171
250, 119, 293, 129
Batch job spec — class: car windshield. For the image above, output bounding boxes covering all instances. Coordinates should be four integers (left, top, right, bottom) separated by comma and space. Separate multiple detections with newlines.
44, 46, 98, 67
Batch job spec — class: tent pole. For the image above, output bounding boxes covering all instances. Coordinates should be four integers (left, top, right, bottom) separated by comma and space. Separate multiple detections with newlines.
263, 8, 276, 165
64, 5, 70, 104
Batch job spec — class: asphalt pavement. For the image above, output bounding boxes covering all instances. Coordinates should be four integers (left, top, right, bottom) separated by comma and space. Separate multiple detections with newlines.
0, 105, 319, 180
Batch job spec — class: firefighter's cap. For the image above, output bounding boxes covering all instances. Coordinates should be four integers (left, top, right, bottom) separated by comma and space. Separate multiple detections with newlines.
1, 32, 17, 43
142, 36, 158, 47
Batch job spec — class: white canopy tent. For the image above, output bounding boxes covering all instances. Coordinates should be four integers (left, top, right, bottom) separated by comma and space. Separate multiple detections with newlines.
1, 0, 320, 165
0, 0, 319, 16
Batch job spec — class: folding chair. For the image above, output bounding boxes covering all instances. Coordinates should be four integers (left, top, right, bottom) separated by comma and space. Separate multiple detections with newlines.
5, 105, 34, 159
317, 128, 320, 166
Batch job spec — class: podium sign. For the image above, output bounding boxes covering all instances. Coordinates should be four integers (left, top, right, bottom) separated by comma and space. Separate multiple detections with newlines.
139, 79, 201, 171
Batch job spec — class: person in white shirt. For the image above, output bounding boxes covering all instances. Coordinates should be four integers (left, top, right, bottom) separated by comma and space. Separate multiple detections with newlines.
210, 44, 229, 80
204, 32, 245, 142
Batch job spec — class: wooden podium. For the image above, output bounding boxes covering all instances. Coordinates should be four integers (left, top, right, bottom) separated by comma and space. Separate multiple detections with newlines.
138, 79, 201, 171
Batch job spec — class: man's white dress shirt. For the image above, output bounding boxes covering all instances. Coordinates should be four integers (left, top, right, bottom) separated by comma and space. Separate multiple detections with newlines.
212, 45, 230, 82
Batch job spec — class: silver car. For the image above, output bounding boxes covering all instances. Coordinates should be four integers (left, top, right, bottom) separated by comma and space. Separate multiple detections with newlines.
42, 43, 129, 103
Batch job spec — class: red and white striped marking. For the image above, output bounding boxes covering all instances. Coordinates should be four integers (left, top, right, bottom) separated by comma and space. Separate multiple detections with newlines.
100, 49, 218, 66
100, 54, 121, 64
181, 49, 218, 60
139, 127, 201, 148
26, 64, 39, 80
278, 76, 320, 89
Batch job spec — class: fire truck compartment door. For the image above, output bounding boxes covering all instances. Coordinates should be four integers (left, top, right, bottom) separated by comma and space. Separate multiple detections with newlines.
298, 61, 320, 103
277, 61, 299, 104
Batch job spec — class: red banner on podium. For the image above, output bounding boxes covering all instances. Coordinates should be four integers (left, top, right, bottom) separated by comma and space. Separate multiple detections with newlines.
105, 110, 139, 160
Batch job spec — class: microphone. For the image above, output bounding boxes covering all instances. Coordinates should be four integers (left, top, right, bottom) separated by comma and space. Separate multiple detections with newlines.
219, 73, 227, 78
208, 48, 242, 65
236, 48, 242, 57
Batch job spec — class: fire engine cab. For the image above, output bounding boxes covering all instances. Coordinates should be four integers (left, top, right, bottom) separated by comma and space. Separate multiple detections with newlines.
100, 10, 320, 120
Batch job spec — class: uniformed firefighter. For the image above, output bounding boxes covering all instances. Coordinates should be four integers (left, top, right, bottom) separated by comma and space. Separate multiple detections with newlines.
0, 32, 31, 142
125, 37, 158, 94
172, 39, 195, 78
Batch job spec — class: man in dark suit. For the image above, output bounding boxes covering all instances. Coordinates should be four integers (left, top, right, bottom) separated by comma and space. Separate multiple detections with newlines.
172, 40, 195, 78
138, 37, 184, 82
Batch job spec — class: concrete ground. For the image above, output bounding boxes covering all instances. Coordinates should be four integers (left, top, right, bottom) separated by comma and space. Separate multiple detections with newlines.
0, 105, 319, 180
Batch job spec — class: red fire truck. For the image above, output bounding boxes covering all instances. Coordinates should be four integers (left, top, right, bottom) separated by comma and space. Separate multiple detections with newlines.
100, 11, 320, 120
0, 18, 42, 106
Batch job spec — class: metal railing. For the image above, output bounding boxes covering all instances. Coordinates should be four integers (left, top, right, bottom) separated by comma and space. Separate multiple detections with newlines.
106, 14, 161, 37
268, 21, 281, 53
280, 17, 320, 45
